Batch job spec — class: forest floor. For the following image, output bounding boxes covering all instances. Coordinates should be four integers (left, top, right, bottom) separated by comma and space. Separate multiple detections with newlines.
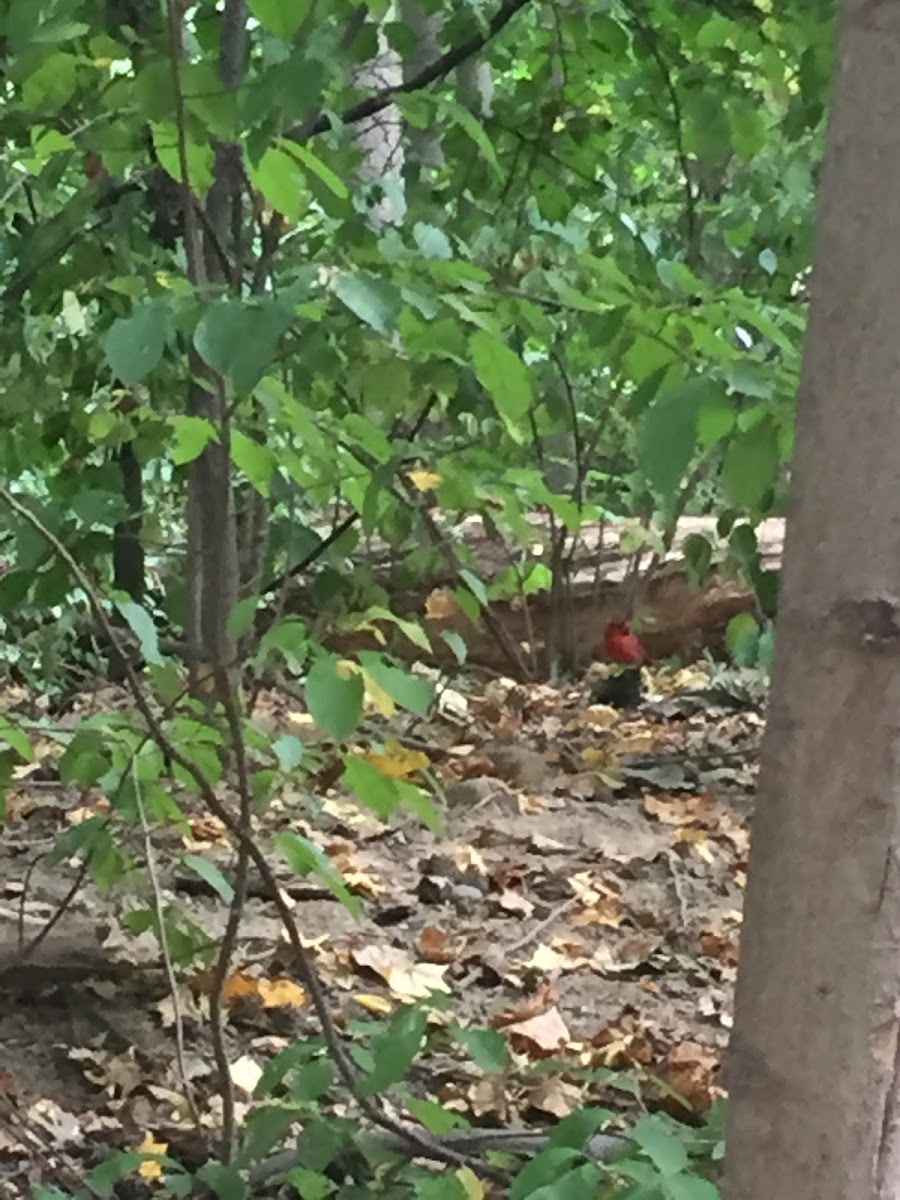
0, 661, 763, 1195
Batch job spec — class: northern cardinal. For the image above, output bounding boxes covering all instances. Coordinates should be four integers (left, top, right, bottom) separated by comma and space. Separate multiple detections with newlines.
591, 621, 649, 709
603, 620, 649, 665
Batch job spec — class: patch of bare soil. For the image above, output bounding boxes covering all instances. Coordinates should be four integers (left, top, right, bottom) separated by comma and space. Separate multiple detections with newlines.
0, 666, 761, 1194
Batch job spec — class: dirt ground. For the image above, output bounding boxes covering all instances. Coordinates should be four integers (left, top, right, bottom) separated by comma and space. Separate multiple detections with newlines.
0, 665, 761, 1194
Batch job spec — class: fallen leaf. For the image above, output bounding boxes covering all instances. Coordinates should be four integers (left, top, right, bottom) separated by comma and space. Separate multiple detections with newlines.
506, 1006, 571, 1055
230, 1055, 263, 1095
425, 589, 460, 620
136, 1132, 168, 1181
353, 993, 394, 1015
364, 739, 430, 779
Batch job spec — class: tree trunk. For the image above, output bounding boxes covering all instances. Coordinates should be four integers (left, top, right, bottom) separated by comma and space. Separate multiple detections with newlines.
723, 4, 900, 1197
181, 0, 247, 698
350, 7, 405, 228
112, 440, 144, 604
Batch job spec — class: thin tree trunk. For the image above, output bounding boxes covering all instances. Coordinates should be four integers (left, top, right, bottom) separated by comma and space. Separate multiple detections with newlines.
350, 6, 405, 228
723, 5, 900, 1197
112, 439, 144, 603
180, 0, 247, 697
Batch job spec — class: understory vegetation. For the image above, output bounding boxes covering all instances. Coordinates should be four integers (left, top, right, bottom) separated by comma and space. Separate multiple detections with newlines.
0, 0, 831, 1196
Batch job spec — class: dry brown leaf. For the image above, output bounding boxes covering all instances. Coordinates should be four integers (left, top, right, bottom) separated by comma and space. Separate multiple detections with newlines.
507, 1006, 571, 1055
524, 1076, 584, 1118
525, 943, 567, 973
659, 1040, 722, 1112
643, 792, 721, 826
495, 890, 534, 917
492, 983, 559, 1027
418, 926, 456, 964
350, 943, 450, 1001
425, 589, 460, 620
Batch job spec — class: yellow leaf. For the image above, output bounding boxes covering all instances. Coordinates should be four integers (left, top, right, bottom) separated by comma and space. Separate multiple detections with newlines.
407, 468, 442, 492
361, 671, 396, 717
581, 747, 613, 768
136, 1132, 167, 1180
353, 993, 394, 1015
257, 978, 308, 1009
364, 738, 430, 779
456, 1167, 485, 1199
221, 972, 260, 1003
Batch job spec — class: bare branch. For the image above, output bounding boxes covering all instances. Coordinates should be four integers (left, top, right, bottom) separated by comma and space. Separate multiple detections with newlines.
290, 0, 536, 144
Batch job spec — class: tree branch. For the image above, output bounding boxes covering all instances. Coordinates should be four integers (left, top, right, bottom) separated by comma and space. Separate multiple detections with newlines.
290, 0, 536, 144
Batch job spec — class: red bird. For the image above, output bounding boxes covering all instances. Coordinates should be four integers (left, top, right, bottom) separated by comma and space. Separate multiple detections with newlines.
603, 620, 649, 665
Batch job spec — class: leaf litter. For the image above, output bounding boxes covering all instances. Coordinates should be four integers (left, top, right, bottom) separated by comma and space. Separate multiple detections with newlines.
0, 661, 761, 1186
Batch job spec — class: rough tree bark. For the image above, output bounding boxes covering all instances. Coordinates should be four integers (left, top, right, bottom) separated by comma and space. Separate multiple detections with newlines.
723, 4, 900, 1198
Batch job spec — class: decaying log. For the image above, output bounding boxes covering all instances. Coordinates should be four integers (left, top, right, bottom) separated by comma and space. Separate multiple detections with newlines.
317, 518, 784, 676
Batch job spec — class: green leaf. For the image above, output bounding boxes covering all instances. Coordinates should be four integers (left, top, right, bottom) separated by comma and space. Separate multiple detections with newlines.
413, 222, 453, 260
548, 1107, 616, 1151
250, 145, 307, 222
151, 122, 215, 193
169, 416, 218, 465
413, 1178, 469, 1200
272, 735, 305, 771
342, 756, 405, 820
452, 1025, 509, 1072
639, 379, 710, 498
441, 98, 501, 176
194, 299, 294, 394
332, 273, 402, 334
722, 419, 780, 509
469, 332, 532, 437
0, 715, 33, 762
403, 1097, 466, 1136
289, 1059, 334, 1103
104, 302, 168, 385
728, 100, 767, 160
305, 656, 364, 739
282, 141, 348, 199
227, 595, 260, 642
728, 361, 774, 399
697, 389, 735, 449
395, 779, 442, 833
631, 1115, 689, 1176
683, 533, 714, 587
181, 854, 235, 903
726, 612, 760, 664
276, 831, 361, 913
361, 607, 432, 653
231, 432, 276, 497
194, 1163, 245, 1200
247, 0, 310, 40
665, 1177, 721, 1200
115, 600, 163, 666
441, 630, 467, 664
359, 1005, 429, 1095
356, 653, 434, 717
510, 1149, 590, 1200
459, 568, 488, 606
